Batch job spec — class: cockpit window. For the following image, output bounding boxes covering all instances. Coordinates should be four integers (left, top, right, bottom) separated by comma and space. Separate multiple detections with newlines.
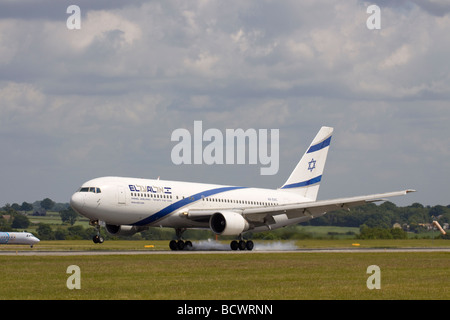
79, 187, 101, 193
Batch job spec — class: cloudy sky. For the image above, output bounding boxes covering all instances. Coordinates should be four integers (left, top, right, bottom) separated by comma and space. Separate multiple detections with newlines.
1, 0, 449, 207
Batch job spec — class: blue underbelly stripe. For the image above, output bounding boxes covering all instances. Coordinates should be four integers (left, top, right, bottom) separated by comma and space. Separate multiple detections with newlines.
133, 186, 247, 226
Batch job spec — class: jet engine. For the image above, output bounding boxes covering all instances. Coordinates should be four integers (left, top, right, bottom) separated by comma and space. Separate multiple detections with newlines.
105, 224, 147, 236
209, 211, 249, 236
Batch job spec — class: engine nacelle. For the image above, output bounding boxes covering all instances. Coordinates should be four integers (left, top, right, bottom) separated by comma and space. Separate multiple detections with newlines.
105, 224, 147, 236
209, 211, 249, 236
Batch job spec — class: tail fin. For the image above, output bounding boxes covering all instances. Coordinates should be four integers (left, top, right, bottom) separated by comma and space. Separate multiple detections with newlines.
280, 126, 333, 200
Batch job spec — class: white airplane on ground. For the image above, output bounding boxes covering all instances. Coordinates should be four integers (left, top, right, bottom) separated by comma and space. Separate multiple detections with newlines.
70, 126, 415, 251
0, 232, 40, 248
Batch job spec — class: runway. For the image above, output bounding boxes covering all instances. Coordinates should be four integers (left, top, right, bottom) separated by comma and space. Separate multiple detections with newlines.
1, 247, 449, 256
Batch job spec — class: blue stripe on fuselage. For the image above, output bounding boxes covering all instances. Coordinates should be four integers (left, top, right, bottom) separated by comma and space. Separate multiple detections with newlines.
280, 175, 322, 189
133, 186, 248, 226
0, 232, 10, 244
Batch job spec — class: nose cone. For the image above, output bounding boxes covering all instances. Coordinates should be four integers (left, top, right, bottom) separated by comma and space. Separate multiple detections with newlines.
70, 192, 85, 214
32, 237, 40, 244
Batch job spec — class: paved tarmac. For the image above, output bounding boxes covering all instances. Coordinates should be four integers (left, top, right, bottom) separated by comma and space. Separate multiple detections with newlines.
1, 247, 449, 256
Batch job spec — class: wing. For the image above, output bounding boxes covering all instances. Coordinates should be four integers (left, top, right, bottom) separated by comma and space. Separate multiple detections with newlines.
183, 189, 415, 228
242, 189, 416, 226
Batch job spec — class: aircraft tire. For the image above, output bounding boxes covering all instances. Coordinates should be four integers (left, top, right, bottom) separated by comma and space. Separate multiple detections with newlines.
238, 240, 246, 250
177, 240, 185, 250
246, 240, 254, 251
93, 235, 105, 244
230, 240, 239, 250
169, 240, 178, 250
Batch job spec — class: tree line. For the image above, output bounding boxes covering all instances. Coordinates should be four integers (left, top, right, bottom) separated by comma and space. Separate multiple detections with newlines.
307, 202, 450, 230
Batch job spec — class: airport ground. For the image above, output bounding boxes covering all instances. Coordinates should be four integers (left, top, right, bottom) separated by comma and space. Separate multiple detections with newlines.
0, 239, 448, 300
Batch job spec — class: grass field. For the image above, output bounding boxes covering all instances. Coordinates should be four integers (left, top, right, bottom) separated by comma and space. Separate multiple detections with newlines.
0, 240, 449, 300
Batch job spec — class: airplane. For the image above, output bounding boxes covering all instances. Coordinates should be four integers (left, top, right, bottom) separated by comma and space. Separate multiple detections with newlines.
70, 126, 415, 251
0, 231, 40, 248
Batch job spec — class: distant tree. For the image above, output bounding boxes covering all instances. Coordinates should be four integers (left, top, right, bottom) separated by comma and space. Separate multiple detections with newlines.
429, 205, 448, 218
59, 207, 78, 226
390, 227, 407, 239
37, 224, 54, 240
67, 225, 90, 240
54, 228, 68, 240
11, 215, 30, 229
20, 202, 33, 212
40, 198, 55, 211
379, 201, 397, 211
0, 215, 12, 231
2, 204, 15, 214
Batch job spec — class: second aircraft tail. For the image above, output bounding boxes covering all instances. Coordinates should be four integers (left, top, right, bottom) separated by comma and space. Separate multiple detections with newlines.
280, 126, 333, 200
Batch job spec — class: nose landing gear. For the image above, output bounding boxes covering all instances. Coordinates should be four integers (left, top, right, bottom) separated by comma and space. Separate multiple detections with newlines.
90, 220, 104, 244
93, 234, 104, 244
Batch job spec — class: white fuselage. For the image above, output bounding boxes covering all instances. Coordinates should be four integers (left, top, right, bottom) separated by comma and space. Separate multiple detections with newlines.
70, 176, 312, 231
0, 232, 40, 247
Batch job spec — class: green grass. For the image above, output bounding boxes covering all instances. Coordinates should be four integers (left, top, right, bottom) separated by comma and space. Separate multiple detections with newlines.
1, 238, 449, 252
1, 239, 448, 300
0, 252, 448, 300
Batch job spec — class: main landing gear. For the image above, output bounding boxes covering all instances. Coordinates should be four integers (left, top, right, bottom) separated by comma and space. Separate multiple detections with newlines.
169, 228, 193, 251
168, 228, 254, 251
230, 240, 254, 251
169, 239, 193, 251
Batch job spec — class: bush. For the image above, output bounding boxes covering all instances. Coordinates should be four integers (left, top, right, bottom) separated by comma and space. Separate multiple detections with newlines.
11, 215, 30, 229
357, 226, 407, 240
37, 224, 55, 240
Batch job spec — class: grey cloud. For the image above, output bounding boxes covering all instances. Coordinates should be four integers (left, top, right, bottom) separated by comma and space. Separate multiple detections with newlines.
0, 1, 449, 206
364, 0, 450, 16
414, 0, 450, 17
0, 0, 149, 20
